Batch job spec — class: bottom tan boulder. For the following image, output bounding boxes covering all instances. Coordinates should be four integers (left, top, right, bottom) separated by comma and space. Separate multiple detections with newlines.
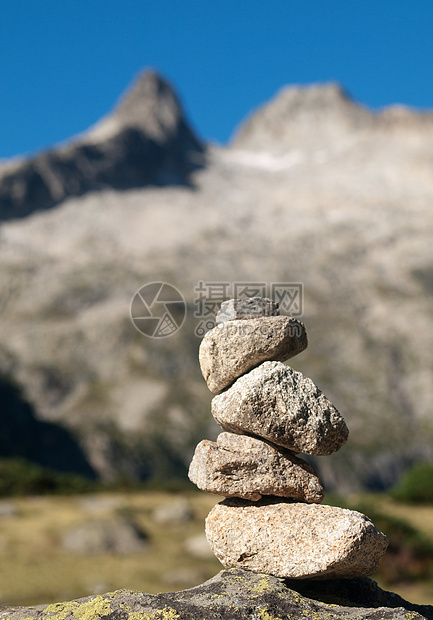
206, 498, 388, 579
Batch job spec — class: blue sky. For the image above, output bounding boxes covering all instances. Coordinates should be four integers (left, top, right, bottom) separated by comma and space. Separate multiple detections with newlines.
1, 1, 433, 159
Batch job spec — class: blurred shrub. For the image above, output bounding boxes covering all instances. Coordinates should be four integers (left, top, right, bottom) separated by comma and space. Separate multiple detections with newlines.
389, 462, 433, 504
0, 458, 96, 497
362, 504, 433, 584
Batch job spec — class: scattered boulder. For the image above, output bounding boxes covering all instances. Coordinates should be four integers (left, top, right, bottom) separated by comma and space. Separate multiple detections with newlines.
0, 500, 18, 519
152, 497, 194, 524
62, 516, 148, 555
79, 494, 125, 514
184, 533, 214, 560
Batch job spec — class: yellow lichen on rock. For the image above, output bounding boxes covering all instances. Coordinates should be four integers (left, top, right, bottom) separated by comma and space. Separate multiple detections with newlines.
43, 596, 112, 620
126, 609, 179, 620
258, 607, 282, 620
251, 576, 274, 594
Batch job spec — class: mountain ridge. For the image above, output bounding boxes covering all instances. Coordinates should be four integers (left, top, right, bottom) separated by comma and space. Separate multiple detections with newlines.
3, 74, 433, 222
231, 81, 433, 154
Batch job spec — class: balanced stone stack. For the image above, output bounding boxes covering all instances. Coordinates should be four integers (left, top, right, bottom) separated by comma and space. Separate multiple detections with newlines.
188, 298, 389, 580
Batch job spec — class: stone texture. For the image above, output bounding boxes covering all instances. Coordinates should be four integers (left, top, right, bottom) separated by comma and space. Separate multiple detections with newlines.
199, 316, 308, 392
2, 568, 431, 620
62, 516, 148, 555
206, 499, 389, 579
188, 432, 323, 502
212, 360, 349, 455
216, 297, 279, 323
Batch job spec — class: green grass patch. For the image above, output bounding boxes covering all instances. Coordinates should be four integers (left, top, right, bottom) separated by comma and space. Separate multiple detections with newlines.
0, 458, 97, 497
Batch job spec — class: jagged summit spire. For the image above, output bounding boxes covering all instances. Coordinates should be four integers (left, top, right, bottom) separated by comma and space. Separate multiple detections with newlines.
271, 81, 365, 118
114, 70, 181, 120
86, 69, 190, 144
0, 69, 204, 220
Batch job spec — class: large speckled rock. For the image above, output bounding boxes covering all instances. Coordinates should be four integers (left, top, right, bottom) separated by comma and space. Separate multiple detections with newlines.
3, 569, 431, 620
199, 316, 308, 392
188, 432, 323, 502
206, 499, 389, 579
62, 516, 148, 554
216, 297, 279, 323
212, 360, 349, 455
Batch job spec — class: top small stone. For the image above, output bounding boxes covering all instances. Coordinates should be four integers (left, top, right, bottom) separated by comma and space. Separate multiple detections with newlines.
216, 298, 279, 324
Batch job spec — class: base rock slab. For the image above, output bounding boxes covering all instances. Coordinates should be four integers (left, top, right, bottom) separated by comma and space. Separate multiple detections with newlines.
206, 499, 388, 579
1, 568, 431, 620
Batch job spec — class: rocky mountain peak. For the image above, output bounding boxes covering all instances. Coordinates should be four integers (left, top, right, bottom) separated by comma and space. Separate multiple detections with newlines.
87, 69, 185, 144
0, 70, 204, 221
231, 82, 372, 152
268, 82, 357, 113
231, 81, 433, 154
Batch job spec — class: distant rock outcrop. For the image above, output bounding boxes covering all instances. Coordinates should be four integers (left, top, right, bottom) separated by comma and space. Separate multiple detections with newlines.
62, 515, 148, 555
2, 569, 432, 620
0, 70, 204, 220
231, 82, 433, 153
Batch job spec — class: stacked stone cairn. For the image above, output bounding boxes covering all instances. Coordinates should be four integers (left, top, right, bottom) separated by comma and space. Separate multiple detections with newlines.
188, 298, 389, 579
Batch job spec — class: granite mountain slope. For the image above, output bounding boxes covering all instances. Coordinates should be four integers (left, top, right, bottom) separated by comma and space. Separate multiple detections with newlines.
0, 73, 432, 489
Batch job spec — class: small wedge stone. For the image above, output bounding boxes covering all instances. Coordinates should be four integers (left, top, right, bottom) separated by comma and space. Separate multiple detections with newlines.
188, 432, 324, 502
205, 499, 389, 579
216, 297, 279, 324
199, 316, 307, 392
212, 360, 349, 455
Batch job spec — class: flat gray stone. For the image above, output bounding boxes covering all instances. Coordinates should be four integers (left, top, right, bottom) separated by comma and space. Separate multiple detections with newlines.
212, 360, 349, 455
188, 432, 323, 502
216, 297, 279, 323
206, 499, 389, 579
199, 316, 308, 392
